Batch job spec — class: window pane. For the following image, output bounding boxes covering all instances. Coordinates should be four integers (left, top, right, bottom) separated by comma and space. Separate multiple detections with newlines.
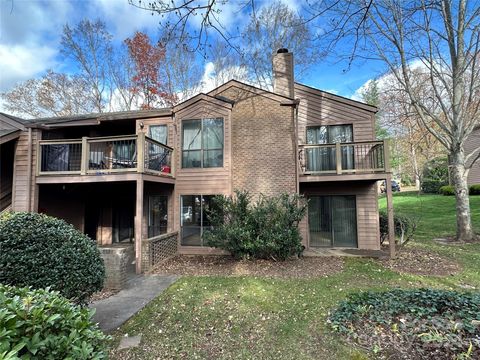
181, 195, 202, 246
203, 118, 224, 149
203, 149, 223, 168
148, 195, 168, 238
182, 150, 201, 168
328, 125, 353, 143
182, 120, 201, 150
149, 125, 168, 144
307, 126, 327, 144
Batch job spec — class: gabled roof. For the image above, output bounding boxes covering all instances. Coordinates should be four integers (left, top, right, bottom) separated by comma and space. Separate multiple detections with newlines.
294, 82, 377, 113
207, 79, 297, 105
173, 93, 233, 113
27, 109, 172, 128
0, 113, 28, 143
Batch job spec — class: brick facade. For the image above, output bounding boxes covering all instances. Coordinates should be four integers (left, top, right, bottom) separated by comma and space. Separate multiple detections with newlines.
217, 86, 297, 197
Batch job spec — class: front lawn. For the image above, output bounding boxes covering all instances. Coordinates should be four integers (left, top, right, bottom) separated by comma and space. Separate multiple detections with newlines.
110, 193, 480, 359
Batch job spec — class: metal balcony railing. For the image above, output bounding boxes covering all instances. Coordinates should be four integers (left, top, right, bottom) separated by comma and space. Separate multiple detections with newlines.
37, 134, 174, 177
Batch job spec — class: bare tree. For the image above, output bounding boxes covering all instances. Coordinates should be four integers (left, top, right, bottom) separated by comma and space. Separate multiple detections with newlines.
324, 0, 480, 241
1, 71, 97, 118
61, 19, 114, 112
240, 0, 321, 88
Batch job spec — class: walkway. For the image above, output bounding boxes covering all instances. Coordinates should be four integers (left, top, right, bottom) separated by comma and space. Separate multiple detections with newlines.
90, 274, 178, 333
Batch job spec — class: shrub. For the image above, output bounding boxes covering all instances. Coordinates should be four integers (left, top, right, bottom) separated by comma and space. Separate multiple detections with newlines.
439, 185, 455, 196
0, 284, 110, 359
470, 184, 480, 195
0, 212, 105, 303
379, 211, 416, 246
204, 190, 307, 261
330, 288, 480, 359
421, 157, 449, 193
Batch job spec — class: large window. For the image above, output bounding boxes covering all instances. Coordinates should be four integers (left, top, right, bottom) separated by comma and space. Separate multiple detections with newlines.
149, 125, 168, 144
182, 118, 224, 168
180, 195, 218, 246
306, 125, 354, 171
148, 195, 168, 238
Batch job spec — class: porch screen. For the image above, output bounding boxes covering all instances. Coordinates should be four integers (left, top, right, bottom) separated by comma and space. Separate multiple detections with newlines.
306, 125, 354, 172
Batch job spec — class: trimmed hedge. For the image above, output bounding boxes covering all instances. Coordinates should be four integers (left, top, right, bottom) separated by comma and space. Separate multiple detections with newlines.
438, 184, 480, 195
439, 185, 455, 196
0, 212, 105, 303
470, 184, 480, 195
0, 284, 110, 359
421, 157, 449, 193
330, 288, 480, 359
204, 190, 307, 260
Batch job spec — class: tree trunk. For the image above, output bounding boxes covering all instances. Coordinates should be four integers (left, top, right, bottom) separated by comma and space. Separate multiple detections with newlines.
450, 148, 475, 241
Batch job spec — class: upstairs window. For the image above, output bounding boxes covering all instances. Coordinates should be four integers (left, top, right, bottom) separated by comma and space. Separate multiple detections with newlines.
306, 125, 353, 144
149, 125, 168, 145
182, 118, 224, 168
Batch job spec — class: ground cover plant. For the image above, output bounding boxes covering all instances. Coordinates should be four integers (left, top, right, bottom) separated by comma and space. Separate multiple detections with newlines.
0, 212, 105, 303
0, 284, 110, 359
110, 193, 480, 359
330, 288, 480, 359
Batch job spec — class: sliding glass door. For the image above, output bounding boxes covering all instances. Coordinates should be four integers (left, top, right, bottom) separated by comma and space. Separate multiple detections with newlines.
308, 195, 357, 247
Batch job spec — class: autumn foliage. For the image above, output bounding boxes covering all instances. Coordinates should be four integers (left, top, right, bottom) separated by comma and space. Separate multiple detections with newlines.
124, 31, 177, 109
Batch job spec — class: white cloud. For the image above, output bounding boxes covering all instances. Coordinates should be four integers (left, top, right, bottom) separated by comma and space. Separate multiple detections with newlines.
0, 44, 57, 91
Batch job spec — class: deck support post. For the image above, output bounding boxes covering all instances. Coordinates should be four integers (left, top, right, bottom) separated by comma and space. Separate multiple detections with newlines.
386, 175, 396, 259
135, 177, 144, 274
335, 142, 342, 174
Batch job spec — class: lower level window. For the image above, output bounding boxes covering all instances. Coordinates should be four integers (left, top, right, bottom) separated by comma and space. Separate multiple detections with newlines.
148, 195, 168, 238
180, 195, 217, 246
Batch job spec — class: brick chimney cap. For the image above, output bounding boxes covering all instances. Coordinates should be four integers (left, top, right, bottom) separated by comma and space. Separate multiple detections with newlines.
277, 48, 289, 54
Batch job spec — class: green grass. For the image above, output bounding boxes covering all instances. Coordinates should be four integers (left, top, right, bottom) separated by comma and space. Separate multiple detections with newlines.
110, 193, 480, 360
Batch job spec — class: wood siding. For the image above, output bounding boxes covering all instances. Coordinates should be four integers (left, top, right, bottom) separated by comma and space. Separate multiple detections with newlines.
12, 129, 39, 212
300, 181, 380, 250
466, 127, 480, 185
295, 83, 376, 144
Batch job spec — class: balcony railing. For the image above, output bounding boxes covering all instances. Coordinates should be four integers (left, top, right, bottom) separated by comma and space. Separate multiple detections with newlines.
37, 134, 174, 177
299, 140, 389, 175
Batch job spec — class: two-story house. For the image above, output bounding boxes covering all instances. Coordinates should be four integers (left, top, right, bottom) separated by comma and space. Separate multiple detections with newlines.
3, 49, 395, 274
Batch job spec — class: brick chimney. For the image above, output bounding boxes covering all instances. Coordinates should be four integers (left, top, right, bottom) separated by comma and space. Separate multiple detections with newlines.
272, 48, 294, 98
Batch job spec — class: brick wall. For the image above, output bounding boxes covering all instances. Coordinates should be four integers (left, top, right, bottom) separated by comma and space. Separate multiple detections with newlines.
217, 87, 297, 197
98, 244, 134, 290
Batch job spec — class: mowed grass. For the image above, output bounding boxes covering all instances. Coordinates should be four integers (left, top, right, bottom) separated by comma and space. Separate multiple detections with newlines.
110, 193, 480, 360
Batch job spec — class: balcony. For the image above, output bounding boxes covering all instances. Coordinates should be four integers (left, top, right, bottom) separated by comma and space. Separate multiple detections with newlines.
298, 140, 390, 181
37, 134, 174, 179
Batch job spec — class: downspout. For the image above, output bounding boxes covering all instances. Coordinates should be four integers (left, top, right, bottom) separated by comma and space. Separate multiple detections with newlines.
294, 103, 300, 195
26, 128, 32, 212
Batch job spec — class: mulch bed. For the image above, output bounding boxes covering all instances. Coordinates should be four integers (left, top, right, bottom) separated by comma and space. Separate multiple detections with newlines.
150, 255, 344, 279
379, 247, 461, 276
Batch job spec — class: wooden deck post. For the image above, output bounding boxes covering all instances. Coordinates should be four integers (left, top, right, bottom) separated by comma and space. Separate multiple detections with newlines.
135, 178, 144, 274
384, 139, 391, 173
386, 175, 396, 259
80, 137, 88, 175
335, 142, 342, 174
137, 132, 145, 173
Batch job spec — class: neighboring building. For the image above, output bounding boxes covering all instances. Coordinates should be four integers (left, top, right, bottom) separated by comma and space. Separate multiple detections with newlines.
466, 126, 480, 185
1, 49, 394, 273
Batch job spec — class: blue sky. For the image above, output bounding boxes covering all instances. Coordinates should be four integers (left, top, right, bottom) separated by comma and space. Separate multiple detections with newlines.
0, 0, 382, 106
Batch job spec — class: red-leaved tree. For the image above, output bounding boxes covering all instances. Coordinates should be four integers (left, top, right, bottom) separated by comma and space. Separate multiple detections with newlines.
124, 31, 177, 109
